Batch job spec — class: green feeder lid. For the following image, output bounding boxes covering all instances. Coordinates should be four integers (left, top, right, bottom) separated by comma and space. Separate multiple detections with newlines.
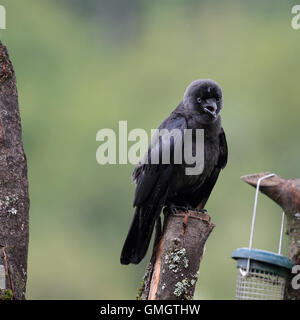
232, 248, 294, 277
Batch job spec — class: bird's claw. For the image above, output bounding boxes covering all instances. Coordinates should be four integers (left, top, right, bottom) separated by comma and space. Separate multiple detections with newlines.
165, 203, 208, 217
196, 208, 207, 214
166, 204, 200, 214
165, 205, 183, 215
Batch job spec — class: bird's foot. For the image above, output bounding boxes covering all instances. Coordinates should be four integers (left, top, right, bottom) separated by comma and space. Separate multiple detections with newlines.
196, 208, 207, 214
165, 204, 184, 215
165, 204, 195, 214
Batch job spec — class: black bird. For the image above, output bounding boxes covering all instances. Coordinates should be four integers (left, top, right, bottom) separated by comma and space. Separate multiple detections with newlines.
121, 79, 228, 265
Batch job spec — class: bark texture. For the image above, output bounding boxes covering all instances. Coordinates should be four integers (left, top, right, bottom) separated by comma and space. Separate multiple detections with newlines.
0, 41, 29, 300
138, 210, 214, 300
242, 172, 300, 300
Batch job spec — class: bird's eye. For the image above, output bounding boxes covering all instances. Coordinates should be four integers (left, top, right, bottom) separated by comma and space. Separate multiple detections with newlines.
196, 97, 201, 103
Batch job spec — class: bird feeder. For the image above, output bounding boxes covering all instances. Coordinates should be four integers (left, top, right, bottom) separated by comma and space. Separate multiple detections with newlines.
232, 173, 294, 300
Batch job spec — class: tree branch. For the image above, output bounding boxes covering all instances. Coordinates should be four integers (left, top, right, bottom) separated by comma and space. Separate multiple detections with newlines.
138, 210, 214, 300
0, 41, 29, 300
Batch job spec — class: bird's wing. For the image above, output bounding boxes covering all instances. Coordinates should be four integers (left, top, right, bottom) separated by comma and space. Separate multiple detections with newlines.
120, 114, 187, 264
189, 127, 228, 208
132, 114, 187, 207
217, 127, 228, 169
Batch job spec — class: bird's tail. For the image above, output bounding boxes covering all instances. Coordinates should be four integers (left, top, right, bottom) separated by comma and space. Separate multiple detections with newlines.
120, 205, 161, 265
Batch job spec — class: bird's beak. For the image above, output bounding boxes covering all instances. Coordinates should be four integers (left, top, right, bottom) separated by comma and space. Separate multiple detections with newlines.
203, 98, 217, 118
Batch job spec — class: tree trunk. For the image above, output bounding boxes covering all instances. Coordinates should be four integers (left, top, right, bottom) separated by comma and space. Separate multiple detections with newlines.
241, 172, 300, 300
138, 210, 214, 300
0, 41, 29, 300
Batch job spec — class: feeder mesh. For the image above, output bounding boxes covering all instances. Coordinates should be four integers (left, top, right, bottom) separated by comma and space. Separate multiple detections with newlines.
235, 268, 286, 300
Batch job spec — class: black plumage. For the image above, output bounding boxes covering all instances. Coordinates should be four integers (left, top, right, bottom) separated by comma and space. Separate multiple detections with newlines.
121, 79, 228, 265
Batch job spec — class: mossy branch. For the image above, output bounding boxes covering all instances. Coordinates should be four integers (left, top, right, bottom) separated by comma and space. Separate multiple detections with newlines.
139, 210, 214, 300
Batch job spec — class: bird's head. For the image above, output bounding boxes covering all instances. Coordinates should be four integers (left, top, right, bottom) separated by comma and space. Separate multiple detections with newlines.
183, 79, 223, 123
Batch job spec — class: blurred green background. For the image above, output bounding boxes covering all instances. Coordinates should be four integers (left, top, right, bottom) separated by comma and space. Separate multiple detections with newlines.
0, 0, 299, 299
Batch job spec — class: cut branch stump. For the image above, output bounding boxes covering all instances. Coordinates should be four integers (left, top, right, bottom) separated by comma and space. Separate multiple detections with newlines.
139, 210, 214, 300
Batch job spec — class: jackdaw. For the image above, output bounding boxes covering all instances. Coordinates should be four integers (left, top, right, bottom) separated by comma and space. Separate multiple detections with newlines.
120, 79, 228, 265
